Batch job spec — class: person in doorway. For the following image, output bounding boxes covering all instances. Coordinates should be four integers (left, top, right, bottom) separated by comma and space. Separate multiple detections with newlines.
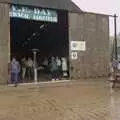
61, 57, 68, 78
21, 57, 27, 81
10, 58, 21, 87
49, 57, 58, 81
43, 57, 49, 73
26, 57, 34, 81
56, 57, 62, 80
43, 58, 48, 67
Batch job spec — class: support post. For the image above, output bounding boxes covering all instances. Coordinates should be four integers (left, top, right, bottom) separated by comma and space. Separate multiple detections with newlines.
33, 51, 37, 83
114, 14, 118, 60
32, 49, 39, 84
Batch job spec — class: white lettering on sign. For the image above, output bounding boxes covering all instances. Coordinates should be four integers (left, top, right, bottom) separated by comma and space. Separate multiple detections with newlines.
9, 5, 58, 23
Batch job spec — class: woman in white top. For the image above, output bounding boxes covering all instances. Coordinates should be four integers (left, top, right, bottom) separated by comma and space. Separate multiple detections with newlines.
61, 57, 68, 77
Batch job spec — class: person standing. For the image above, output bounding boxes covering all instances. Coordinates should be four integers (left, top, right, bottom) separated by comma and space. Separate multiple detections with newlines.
56, 57, 62, 80
61, 57, 68, 78
112, 59, 118, 72
10, 58, 21, 87
21, 57, 27, 81
43, 57, 49, 73
117, 61, 120, 70
26, 57, 34, 81
43, 58, 48, 67
49, 57, 58, 81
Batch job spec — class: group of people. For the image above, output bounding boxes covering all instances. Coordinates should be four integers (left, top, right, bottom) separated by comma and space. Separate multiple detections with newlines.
42, 56, 68, 81
49, 57, 62, 81
8, 56, 68, 85
8, 57, 34, 85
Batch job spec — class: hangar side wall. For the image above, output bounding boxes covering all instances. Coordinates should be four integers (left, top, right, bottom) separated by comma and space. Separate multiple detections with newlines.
0, 3, 10, 84
69, 12, 110, 79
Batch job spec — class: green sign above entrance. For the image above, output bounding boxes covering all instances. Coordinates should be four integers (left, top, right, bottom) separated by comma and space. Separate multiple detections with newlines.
9, 5, 58, 23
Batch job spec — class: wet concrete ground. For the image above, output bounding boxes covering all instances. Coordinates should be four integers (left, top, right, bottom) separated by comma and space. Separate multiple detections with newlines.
0, 80, 119, 120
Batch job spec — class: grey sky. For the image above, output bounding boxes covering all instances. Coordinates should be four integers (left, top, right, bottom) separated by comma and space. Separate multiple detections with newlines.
72, 0, 120, 36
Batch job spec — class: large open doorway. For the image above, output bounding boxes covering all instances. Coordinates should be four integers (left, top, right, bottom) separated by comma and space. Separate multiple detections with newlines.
10, 5, 69, 84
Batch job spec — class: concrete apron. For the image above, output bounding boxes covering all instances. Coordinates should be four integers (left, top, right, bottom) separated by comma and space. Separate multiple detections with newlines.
7, 80, 71, 87
7, 78, 109, 88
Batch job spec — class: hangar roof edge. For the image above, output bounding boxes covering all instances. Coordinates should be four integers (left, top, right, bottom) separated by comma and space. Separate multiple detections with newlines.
0, 0, 112, 16
0, 0, 83, 13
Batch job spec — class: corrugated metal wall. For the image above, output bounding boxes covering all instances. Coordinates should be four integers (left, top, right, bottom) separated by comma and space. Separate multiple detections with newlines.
0, 3, 10, 84
69, 12, 110, 79
0, 2, 110, 83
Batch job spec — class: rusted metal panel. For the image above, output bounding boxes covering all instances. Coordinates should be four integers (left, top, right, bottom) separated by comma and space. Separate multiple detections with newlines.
0, 3, 10, 84
69, 12, 110, 79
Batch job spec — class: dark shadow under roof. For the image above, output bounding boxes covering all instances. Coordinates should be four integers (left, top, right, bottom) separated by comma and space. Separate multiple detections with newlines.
0, 0, 83, 13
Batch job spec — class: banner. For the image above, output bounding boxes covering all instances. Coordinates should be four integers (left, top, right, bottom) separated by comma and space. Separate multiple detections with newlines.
9, 5, 58, 23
